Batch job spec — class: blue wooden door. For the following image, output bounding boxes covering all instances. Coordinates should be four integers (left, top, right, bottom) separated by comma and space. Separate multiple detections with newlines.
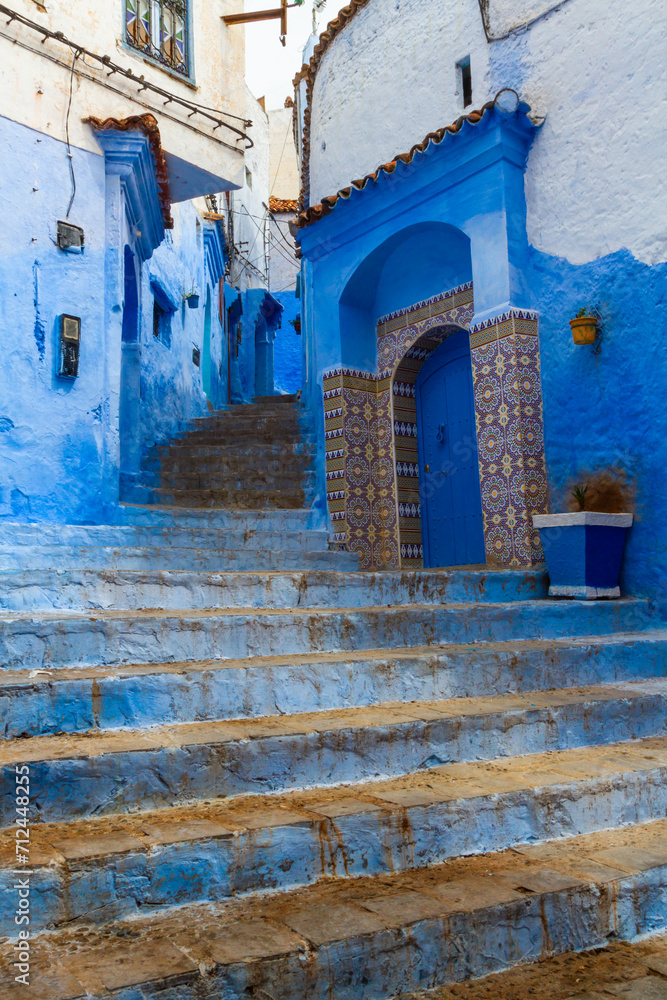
416, 330, 485, 567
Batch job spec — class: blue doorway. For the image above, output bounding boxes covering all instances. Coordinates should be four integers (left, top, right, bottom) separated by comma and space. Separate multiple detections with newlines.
416, 329, 485, 567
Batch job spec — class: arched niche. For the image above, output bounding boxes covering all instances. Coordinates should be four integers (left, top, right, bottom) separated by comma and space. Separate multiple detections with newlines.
338, 222, 473, 372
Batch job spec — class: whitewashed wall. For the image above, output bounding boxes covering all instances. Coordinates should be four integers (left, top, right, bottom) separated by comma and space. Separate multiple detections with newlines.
0, 0, 247, 189
228, 88, 270, 292
268, 107, 300, 201
308, 0, 667, 266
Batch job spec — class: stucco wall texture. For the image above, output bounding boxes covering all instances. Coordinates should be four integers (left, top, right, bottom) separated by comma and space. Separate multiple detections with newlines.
0, 116, 225, 523
308, 0, 667, 267
0, 115, 114, 523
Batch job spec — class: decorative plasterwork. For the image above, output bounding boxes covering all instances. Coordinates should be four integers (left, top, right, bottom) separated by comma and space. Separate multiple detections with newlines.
86, 113, 172, 262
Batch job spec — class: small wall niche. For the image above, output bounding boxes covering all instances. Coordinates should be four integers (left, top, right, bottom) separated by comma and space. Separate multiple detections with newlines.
457, 56, 473, 108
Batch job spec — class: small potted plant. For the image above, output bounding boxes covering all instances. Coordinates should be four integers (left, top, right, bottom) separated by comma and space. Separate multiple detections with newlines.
184, 287, 200, 309
569, 307, 598, 345
533, 469, 634, 599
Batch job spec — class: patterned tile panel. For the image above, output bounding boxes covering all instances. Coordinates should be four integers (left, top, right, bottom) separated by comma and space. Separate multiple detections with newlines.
470, 310, 547, 566
322, 288, 547, 571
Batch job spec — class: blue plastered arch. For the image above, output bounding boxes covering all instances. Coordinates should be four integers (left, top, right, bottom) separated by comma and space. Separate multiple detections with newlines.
338, 222, 473, 372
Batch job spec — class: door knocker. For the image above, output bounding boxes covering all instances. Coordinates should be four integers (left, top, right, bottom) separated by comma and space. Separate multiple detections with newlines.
436, 423, 446, 444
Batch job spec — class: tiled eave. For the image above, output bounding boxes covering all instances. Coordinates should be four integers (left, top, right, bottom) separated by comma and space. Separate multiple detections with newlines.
269, 197, 298, 214
84, 113, 173, 230
296, 99, 537, 231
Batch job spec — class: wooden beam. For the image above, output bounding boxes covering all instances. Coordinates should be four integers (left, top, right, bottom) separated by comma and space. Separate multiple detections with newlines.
222, 0, 294, 26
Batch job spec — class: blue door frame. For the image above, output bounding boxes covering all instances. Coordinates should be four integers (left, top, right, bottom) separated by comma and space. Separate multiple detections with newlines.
416, 330, 486, 567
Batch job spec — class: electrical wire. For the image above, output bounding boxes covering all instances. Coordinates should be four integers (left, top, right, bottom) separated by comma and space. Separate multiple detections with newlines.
0, 2, 253, 145
64, 48, 81, 218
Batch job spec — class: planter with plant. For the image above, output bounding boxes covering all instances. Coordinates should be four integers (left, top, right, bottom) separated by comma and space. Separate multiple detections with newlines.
569, 307, 598, 345
533, 470, 634, 599
184, 288, 200, 309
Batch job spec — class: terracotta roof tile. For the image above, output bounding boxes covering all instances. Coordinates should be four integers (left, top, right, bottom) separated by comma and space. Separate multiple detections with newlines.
296, 103, 496, 230
269, 197, 298, 214
84, 113, 173, 229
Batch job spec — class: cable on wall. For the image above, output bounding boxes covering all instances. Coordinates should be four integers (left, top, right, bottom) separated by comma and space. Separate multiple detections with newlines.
64, 47, 81, 217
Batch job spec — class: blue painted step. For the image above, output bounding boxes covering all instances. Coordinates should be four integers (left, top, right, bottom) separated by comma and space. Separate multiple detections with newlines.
1, 680, 666, 824
2, 739, 664, 935
0, 598, 654, 671
0, 567, 548, 611
3, 631, 665, 738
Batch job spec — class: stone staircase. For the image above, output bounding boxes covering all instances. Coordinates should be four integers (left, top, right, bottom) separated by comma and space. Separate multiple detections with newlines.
0, 399, 666, 998
120, 393, 317, 510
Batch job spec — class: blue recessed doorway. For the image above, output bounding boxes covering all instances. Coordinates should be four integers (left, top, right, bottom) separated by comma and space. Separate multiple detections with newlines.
415, 329, 486, 567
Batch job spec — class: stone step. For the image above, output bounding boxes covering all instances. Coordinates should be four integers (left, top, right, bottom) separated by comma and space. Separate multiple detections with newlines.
3, 631, 664, 738
0, 567, 547, 613
152, 438, 316, 459
144, 449, 315, 474
185, 395, 300, 422
2, 680, 665, 823
150, 439, 315, 460
173, 419, 303, 440
115, 504, 323, 529
0, 545, 356, 574
3, 819, 665, 998
0, 521, 331, 551
135, 470, 316, 491
3, 738, 665, 935
0, 598, 653, 671
121, 484, 309, 509
401, 933, 667, 1000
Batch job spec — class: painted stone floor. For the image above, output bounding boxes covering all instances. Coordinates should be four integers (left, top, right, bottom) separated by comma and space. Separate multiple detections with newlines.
400, 934, 667, 999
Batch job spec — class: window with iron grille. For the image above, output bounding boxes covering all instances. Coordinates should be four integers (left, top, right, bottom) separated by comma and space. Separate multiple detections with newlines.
126, 0, 189, 76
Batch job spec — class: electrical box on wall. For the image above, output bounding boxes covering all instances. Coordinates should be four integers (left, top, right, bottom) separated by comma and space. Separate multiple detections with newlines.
58, 314, 81, 378
57, 221, 84, 252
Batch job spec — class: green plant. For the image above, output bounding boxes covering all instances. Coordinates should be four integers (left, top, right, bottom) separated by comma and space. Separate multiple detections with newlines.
571, 484, 589, 510
566, 468, 635, 514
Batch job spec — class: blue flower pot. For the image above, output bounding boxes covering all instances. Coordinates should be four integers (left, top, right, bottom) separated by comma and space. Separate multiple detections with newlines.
532, 512, 633, 599
186, 294, 199, 309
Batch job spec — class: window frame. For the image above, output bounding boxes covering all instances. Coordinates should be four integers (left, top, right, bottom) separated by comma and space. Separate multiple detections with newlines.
123, 0, 195, 85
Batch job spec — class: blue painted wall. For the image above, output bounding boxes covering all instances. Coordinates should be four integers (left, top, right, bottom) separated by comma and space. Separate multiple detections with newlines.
529, 246, 667, 605
0, 116, 113, 524
137, 203, 226, 453
273, 290, 303, 395
0, 116, 232, 524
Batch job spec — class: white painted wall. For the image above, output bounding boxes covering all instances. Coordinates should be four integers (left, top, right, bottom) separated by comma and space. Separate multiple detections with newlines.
227, 88, 270, 292
307, 0, 667, 266
0, 0, 247, 190
268, 106, 300, 201
269, 213, 299, 292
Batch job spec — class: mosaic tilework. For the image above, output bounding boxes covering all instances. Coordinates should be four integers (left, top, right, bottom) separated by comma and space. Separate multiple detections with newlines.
379, 285, 476, 570
322, 287, 548, 571
322, 367, 400, 569
470, 309, 548, 566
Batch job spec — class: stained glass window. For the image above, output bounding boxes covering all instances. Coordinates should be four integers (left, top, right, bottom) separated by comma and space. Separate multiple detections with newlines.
126, 0, 188, 76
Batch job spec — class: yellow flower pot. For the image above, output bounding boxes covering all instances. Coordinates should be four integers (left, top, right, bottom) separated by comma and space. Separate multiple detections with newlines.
570, 315, 598, 345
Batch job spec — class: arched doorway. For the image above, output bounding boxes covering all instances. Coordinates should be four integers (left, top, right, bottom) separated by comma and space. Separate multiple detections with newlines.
416, 330, 485, 567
